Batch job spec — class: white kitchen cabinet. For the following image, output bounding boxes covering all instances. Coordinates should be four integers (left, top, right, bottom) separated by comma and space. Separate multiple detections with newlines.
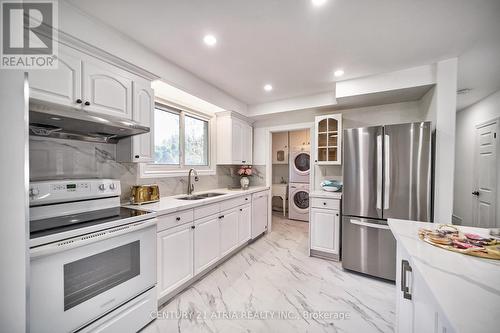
314, 114, 342, 165
116, 80, 154, 162
251, 190, 269, 238
310, 208, 340, 254
28, 45, 82, 108
272, 132, 289, 164
216, 111, 253, 165
194, 215, 221, 275
238, 204, 251, 245
82, 56, 133, 119
157, 223, 194, 299
219, 208, 240, 257
395, 243, 454, 333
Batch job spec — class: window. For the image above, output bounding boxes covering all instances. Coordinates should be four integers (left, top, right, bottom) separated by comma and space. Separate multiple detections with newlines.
144, 104, 212, 177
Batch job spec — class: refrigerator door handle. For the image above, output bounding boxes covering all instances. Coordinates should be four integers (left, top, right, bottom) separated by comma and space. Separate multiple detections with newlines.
349, 218, 390, 230
376, 135, 383, 210
384, 134, 391, 210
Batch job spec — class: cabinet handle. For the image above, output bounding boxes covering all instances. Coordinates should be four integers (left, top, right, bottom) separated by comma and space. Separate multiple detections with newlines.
242, 160, 246, 163
323, 202, 327, 206
240, 208, 243, 211
315, 160, 318, 162
191, 225, 195, 229
76, 99, 82, 104
84, 101, 90, 106
135, 155, 140, 159
219, 215, 224, 219
336, 213, 339, 216
176, 217, 181, 221
245, 198, 249, 201
401, 260, 412, 300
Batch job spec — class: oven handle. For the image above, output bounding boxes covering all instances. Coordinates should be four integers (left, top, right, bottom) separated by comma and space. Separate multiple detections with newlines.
30, 218, 157, 258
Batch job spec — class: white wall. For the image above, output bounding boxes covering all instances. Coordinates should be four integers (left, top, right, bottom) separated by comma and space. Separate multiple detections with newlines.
59, 0, 246, 115
454, 90, 500, 225
0, 72, 29, 332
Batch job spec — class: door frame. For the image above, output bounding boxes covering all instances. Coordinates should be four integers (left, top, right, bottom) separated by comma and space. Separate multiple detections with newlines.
472, 117, 499, 227
264, 122, 315, 232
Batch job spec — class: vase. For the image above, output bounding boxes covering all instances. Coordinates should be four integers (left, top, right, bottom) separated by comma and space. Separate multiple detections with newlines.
240, 176, 250, 190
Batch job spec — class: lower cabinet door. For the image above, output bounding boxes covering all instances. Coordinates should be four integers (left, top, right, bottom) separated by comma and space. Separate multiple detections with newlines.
157, 224, 194, 299
238, 204, 251, 245
194, 215, 220, 274
219, 209, 239, 257
310, 208, 339, 254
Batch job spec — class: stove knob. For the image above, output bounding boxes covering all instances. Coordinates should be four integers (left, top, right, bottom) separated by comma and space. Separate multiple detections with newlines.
29, 188, 39, 197
98, 184, 106, 191
109, 183, 116, 190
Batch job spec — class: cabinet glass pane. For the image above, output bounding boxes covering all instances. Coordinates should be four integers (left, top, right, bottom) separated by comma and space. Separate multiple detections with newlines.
318, 148, 327, 161
328, 135, 338, 147
328, 118, 338, 132
318, 133, 328, 147
318, 119, 327, 132
328, 148, 337, 161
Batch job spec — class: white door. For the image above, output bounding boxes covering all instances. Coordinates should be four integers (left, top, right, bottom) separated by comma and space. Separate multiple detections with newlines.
310, 208, 339, 254
238, 204, 251, 245
157, 224, 194, 299
194, 215, 220, 274
473, 120, 498, 227
132, 81, 154, 162
219, 209, 239, 257
252, 192, 268, 238
231, 119, 244, 164
82, 57, 133, 119
29, 45, 82, 108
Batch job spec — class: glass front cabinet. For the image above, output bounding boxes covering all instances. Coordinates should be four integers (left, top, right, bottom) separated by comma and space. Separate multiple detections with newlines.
314, 114, 342, 165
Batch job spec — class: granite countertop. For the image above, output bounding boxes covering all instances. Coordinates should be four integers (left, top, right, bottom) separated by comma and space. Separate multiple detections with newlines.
388, 219, 500, 333
124, 186, 270, 215
309, 190, 342, 199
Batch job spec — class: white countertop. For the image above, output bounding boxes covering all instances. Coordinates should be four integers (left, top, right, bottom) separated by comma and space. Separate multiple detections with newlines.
309, 190, 342, 199
125, 186, 270, 215
388, 219, 500, 333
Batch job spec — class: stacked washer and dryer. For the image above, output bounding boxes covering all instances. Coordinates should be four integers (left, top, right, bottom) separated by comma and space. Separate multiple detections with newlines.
288, 133, 311, 221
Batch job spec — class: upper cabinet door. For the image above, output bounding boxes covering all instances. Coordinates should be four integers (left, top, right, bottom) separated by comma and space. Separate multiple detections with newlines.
29, 45, 82, 107
231, 119, 244, 164
315, 114, 342, 165
82, 57, 133, 119
132, 81, 154, 162
243, 123, 253, 164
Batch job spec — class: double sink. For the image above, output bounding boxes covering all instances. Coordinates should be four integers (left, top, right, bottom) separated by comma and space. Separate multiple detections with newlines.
176, 192, 225, 201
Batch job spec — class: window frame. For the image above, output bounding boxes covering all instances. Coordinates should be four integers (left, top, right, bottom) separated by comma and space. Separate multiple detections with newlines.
139, 101, 216, 178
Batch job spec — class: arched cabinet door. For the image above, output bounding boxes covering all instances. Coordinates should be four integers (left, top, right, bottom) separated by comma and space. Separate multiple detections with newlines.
132, 82, 154, 162
28, 45, 82, 107
82, 56, 133, 119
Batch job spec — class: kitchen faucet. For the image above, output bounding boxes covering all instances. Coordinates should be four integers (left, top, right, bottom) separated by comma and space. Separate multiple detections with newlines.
187, 168, 199, 195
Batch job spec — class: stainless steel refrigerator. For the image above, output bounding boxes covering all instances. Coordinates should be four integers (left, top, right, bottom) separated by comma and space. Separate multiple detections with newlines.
342, 122, 432, 281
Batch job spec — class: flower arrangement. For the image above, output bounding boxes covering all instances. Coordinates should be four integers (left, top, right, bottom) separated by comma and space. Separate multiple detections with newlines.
237, 165, 253, 177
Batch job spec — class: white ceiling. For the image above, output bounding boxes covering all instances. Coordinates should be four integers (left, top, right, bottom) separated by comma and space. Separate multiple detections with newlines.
68, 0, 500, 109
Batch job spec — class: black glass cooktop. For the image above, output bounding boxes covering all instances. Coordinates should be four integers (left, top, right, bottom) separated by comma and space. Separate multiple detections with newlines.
30, 207, 152, 239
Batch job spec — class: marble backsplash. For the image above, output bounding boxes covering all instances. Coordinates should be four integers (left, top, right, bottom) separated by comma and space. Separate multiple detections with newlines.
29, 137, 265, 203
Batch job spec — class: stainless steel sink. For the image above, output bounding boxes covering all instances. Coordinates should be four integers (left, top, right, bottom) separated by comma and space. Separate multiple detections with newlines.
176, 192, 225, 200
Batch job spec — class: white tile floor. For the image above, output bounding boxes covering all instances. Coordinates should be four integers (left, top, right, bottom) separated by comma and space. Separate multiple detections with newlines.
143, 215, 395, 333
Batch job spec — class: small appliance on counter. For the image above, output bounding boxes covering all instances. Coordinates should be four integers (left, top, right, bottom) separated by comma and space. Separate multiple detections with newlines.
130, 184, 160, 205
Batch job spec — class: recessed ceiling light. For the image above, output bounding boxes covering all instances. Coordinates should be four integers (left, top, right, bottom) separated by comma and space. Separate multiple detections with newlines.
264, 84, 273, 92
312, 0, 327, 7
334, 69, 344, 77
203, 34, 217, 46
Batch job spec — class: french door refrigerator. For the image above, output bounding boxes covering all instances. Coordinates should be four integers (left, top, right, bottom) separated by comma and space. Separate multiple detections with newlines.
342, 122, 432, 281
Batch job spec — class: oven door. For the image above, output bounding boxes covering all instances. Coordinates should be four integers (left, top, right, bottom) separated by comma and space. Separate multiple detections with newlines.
30, 219, 156, 333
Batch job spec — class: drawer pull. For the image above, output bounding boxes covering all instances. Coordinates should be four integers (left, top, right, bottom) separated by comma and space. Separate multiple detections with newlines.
323, 202, 327, 205
401, 259, 412, 300
176, 217, 181, 221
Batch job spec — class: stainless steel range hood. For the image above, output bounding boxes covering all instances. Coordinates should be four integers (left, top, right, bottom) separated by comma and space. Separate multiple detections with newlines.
29, 102, 149, 144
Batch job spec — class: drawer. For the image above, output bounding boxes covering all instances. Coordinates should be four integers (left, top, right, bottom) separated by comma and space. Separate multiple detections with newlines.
157, 209, 194, 232
194, 202, 220, 220
220, 195, 251, 211
311, 197, 340, 210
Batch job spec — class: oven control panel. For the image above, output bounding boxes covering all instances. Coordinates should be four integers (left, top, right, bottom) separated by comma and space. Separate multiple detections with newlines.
29, 179, 121, 206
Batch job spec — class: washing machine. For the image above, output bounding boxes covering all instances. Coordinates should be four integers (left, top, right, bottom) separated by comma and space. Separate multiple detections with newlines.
289, 147, 310, 183
288, 183, 309, 221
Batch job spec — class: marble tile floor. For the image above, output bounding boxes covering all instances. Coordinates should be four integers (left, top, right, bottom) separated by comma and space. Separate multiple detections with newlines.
142, 215, 396, 333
